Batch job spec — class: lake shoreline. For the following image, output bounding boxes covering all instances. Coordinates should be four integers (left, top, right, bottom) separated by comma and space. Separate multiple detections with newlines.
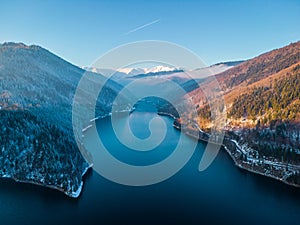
171, 119, 300, 189
72, 108, 300, 198
0, 162, 93, 198
91, 109, 300, 189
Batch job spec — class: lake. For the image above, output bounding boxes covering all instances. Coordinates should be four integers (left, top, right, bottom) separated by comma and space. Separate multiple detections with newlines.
1, 108, 300, 225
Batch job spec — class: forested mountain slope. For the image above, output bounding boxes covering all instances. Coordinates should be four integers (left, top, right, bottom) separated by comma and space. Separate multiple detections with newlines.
183, 41, 300, 186
0, 42, 124, 197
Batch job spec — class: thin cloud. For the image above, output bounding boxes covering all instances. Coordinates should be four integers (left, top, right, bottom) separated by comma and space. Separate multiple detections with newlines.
124, 19, 161, 36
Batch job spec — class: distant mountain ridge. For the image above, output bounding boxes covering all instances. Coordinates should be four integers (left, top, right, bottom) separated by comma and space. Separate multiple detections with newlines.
83, 65, 181, 77
84, 60, 244, 80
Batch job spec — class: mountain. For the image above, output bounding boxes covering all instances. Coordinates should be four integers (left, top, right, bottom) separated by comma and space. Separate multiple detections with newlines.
183, 41, 300, 186
188, 41, 300, 117
0, 42, 124, 197
83, 65, 180, 78
84, 62, 242, 80
144, 65, 179, 74
117, 67, 147, 75
217, 42, 300, 90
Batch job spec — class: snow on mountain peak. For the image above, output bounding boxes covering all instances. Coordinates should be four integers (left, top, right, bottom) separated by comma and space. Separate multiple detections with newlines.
83, 65, 179, 76
144, 65, 176, 73
117, 65, 177, 75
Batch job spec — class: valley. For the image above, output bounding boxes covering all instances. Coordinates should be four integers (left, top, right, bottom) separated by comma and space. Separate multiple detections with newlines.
1, 40, 300, 197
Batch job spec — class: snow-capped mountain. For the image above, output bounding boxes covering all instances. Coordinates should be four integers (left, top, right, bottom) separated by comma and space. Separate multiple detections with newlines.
144, 65, 178, 74
83, 65, 179, 77
117, 65, 178, 75
83, 61, 244, 80
117, 67, 146, 75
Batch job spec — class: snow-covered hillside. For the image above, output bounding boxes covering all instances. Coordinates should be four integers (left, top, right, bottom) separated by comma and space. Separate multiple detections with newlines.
0, 42, 126, 197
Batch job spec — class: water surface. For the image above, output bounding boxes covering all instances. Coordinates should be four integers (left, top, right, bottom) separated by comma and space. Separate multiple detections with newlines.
1, 110, 300, 225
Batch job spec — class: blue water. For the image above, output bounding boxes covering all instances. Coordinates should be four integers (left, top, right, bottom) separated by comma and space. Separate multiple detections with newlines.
1, 110, 300, 225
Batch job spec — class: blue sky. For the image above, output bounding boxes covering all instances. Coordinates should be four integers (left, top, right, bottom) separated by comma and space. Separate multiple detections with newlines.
0, 0, 299, 67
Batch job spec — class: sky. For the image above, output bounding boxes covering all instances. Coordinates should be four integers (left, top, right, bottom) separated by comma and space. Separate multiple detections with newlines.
0, 0, 299, 68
